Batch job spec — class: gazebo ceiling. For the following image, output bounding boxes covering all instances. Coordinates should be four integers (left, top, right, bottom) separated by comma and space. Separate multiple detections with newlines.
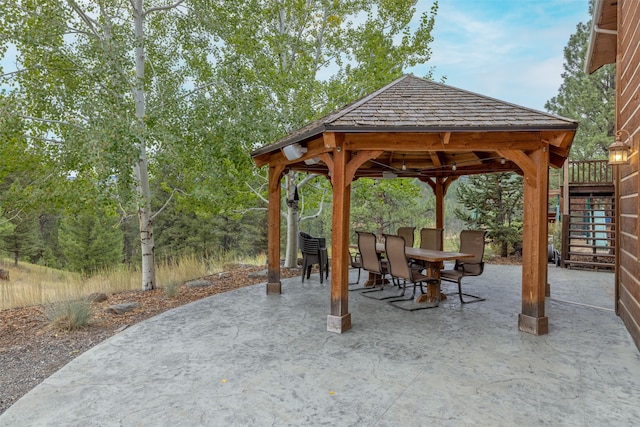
251, 74, 578, 179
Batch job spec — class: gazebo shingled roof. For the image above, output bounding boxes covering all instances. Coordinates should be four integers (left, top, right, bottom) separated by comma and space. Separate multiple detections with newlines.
251, 74, 577, 337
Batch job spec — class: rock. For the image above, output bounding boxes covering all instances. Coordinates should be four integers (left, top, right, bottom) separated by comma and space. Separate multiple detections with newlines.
0, 269, 9, 281
185, 280, 212, 288
248, 269, 268, 278
105, 302, 139, 315
87, 293, 108, 303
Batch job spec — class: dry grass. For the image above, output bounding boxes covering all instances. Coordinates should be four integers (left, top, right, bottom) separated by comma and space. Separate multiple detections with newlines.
0, 253, 267, 311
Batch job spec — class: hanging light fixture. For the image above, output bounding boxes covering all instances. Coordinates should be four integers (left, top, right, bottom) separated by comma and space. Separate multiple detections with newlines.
451, 154, 457, 171
608, 130, 631, 165
402, 154, 407, 171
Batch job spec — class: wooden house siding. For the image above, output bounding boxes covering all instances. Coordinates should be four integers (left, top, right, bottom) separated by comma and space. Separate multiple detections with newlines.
615, 0, 640, 350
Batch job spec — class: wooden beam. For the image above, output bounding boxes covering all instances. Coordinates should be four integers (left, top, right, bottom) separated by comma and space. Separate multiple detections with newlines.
260, 139, 333, 168
327, 148, 352, 333
323, 132, 345, 149
344, 132, 544, 151
498, 149, 539, 187
517, 147, 549, 335
345, 150, 383, 185
266, 164, 285, 294
430, 151, 443, 167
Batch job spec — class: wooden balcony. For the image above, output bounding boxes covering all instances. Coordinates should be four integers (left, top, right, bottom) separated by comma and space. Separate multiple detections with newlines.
566, 160, 614, 195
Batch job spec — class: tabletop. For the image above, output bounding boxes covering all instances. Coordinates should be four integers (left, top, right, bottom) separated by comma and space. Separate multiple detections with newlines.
375, 243, 474, 263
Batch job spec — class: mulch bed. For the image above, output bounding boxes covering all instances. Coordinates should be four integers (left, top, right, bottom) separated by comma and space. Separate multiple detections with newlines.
0, 265, 302, 415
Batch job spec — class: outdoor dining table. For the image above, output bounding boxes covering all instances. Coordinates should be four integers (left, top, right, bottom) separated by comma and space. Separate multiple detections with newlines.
374, 242, 475, 303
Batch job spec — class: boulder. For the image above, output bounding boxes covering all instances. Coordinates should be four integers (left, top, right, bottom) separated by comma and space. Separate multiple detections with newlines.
105, 302, 139, 315
185, 279, 212, 288
87, 293, 108, 303
248, 269, 268, 279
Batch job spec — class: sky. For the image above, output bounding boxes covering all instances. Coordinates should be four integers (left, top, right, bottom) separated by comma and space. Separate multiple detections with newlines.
1, 0, 591, 112
409, 0, 591, 112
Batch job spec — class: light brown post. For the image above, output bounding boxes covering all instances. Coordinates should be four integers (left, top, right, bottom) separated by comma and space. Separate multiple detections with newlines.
518, 148, 550, 335
435, 177, 445, 233
327, 146, 352, 333
266, 165, 284, 294
422, 176, 455, 250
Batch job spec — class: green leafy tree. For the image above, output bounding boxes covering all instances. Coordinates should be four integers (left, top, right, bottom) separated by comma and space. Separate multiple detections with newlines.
454, 173, 523, 257
59, 211, 124, 273
545, 20, 615, 160
351, 178, 426, 240
197, 0, 439, 266
0, 1, 210, 289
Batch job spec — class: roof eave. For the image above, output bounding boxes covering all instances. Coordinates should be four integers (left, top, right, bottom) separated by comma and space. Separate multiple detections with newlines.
585, 0, 617, 74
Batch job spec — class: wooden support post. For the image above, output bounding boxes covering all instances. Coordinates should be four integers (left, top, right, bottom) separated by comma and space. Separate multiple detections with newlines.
517, 148, 550, 335
422, 176, 456, 248
435, 177, 445, 232
266, 165, 284, 294
327, 147, 352, 333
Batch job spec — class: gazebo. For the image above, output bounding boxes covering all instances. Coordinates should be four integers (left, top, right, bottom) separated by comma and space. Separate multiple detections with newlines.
251, 75, 577, 336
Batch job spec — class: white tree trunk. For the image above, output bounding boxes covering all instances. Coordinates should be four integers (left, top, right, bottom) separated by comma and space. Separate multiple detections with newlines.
133, 0, 156, 290
284, 172, 299, 268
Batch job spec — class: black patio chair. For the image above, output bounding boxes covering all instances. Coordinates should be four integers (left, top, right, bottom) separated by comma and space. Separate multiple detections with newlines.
299, 232, 329, 284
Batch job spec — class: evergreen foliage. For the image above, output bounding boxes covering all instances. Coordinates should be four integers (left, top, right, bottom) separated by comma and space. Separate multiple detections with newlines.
454, 174, 523, 257
58, 211, 124, 273
545, 20, 615, 160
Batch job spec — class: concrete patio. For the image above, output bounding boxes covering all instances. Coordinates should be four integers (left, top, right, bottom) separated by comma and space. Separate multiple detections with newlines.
2, 264, 639, 426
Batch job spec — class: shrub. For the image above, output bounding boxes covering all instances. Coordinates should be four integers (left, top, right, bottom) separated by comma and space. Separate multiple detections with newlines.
164, 281, 180, 298
46, 300, 93, 330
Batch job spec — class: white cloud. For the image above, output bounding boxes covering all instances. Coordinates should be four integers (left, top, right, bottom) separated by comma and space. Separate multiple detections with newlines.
409, 0, 589, 111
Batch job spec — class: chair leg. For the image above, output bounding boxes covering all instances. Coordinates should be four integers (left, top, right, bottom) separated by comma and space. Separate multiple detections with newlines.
457, 280, 485, 304
388, 279, 441, 311
360, 275, 405, 300
348, 267, 362, 287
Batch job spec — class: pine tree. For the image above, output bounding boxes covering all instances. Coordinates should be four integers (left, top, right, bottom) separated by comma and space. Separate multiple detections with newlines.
545, 21, 615, 160
454, 173, 523, 257
1, 215, 41, 266
59, 211, 123, 273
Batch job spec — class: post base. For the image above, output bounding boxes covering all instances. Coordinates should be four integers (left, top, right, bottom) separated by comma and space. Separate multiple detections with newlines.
327, 313, 352, 333
518, 313, 549, 335
266, 282, 281, 295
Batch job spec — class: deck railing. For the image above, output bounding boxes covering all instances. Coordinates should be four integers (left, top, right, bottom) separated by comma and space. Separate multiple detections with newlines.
567, 160, 613, 186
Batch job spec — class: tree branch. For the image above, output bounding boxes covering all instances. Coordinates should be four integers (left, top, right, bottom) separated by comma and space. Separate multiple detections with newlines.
299, 189, 326, 222
296, 173, 319, 189
143, 0, 186, 16
17, 115, 84, 129
245, 182, 268, 205
150, 187, 187, 221
67, 0, 101, 39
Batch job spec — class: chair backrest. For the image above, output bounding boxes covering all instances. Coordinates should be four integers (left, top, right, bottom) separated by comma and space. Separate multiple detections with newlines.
457, 230, 486, 275
299, 232, 321, 256
384, 234, 411, 281
419, 228, 443, 251
397, 227, 415, 247
357, 231, 382, 274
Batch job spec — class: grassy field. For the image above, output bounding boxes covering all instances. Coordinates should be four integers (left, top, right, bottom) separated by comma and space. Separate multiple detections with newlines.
0, 253, 266, 311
